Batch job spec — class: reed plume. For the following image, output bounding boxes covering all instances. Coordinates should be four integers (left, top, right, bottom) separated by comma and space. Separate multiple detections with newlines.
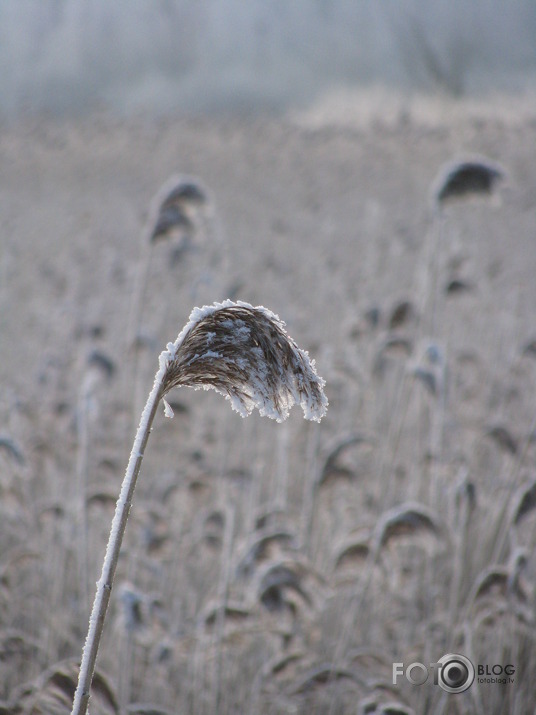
430, 156, 505, 208
71, 300, 327, 715
161, 300, 328, 422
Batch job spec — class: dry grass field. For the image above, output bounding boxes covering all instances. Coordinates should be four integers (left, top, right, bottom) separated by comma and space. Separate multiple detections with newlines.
1, 91, 536, 714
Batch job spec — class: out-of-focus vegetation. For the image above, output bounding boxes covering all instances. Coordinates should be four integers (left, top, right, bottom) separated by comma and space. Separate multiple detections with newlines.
1, 108, 536, 713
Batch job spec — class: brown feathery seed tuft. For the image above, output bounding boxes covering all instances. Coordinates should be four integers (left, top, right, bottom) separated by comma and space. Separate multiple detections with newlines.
160, 301, 328, 422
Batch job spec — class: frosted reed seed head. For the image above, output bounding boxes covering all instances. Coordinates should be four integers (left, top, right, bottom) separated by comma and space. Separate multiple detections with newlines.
150, 175, 209, 242
159, 300, 328, 422
430, 156, 505, 208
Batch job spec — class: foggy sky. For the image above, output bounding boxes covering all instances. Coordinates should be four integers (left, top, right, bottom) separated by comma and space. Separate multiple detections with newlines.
1, 0, 535, 117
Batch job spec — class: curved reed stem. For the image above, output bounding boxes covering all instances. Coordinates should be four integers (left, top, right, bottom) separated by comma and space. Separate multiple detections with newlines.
71, 374, 164, 715
71, 300, 327, 715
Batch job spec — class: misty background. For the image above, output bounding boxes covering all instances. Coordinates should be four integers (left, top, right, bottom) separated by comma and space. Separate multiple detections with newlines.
1, 0, 536, 118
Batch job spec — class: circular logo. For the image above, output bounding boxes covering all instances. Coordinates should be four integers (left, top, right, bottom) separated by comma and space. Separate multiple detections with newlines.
437, 654, 475, 693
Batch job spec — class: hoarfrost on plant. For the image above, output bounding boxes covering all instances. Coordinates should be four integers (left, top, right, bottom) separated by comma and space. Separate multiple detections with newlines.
160, 300, 328, 422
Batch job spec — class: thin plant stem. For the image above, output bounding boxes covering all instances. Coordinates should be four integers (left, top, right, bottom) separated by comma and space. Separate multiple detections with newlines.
301, 422, 321, 556
71, 374, 165, 715
274, 421, 290, 511
74, 374, 92, 619
70, 300, 327, 715
212, 505, 236, 715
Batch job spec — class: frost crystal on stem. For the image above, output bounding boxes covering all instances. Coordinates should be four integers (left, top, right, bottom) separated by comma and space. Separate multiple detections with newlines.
160, 300, 328, 422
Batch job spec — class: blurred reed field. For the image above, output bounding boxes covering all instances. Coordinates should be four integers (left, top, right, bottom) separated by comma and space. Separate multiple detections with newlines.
1, 83, 536, 715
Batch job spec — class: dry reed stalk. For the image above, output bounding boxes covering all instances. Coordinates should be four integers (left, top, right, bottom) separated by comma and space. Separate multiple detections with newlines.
71, 300, 327, 715
418, 157, 505, 343
430, 157, 505, 208
125, 175, 210, 353
300, 421, 322, 555
324, 500, 445, 715
422, 155, 506, 338
243, 417, 263, 537
125, 175, 218, 442
448, 469, 474, 631
75, 354, 115, 618
490, 411, 536, 564
211, 505, 235, 715
273, 421, 290, 512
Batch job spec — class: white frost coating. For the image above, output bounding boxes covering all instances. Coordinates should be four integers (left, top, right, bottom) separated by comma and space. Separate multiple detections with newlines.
171, 301, 241, 345
171, 300, 277, 348
162, 300, 328, 422
72, 300, 326, 714
163, 398, 174, 418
